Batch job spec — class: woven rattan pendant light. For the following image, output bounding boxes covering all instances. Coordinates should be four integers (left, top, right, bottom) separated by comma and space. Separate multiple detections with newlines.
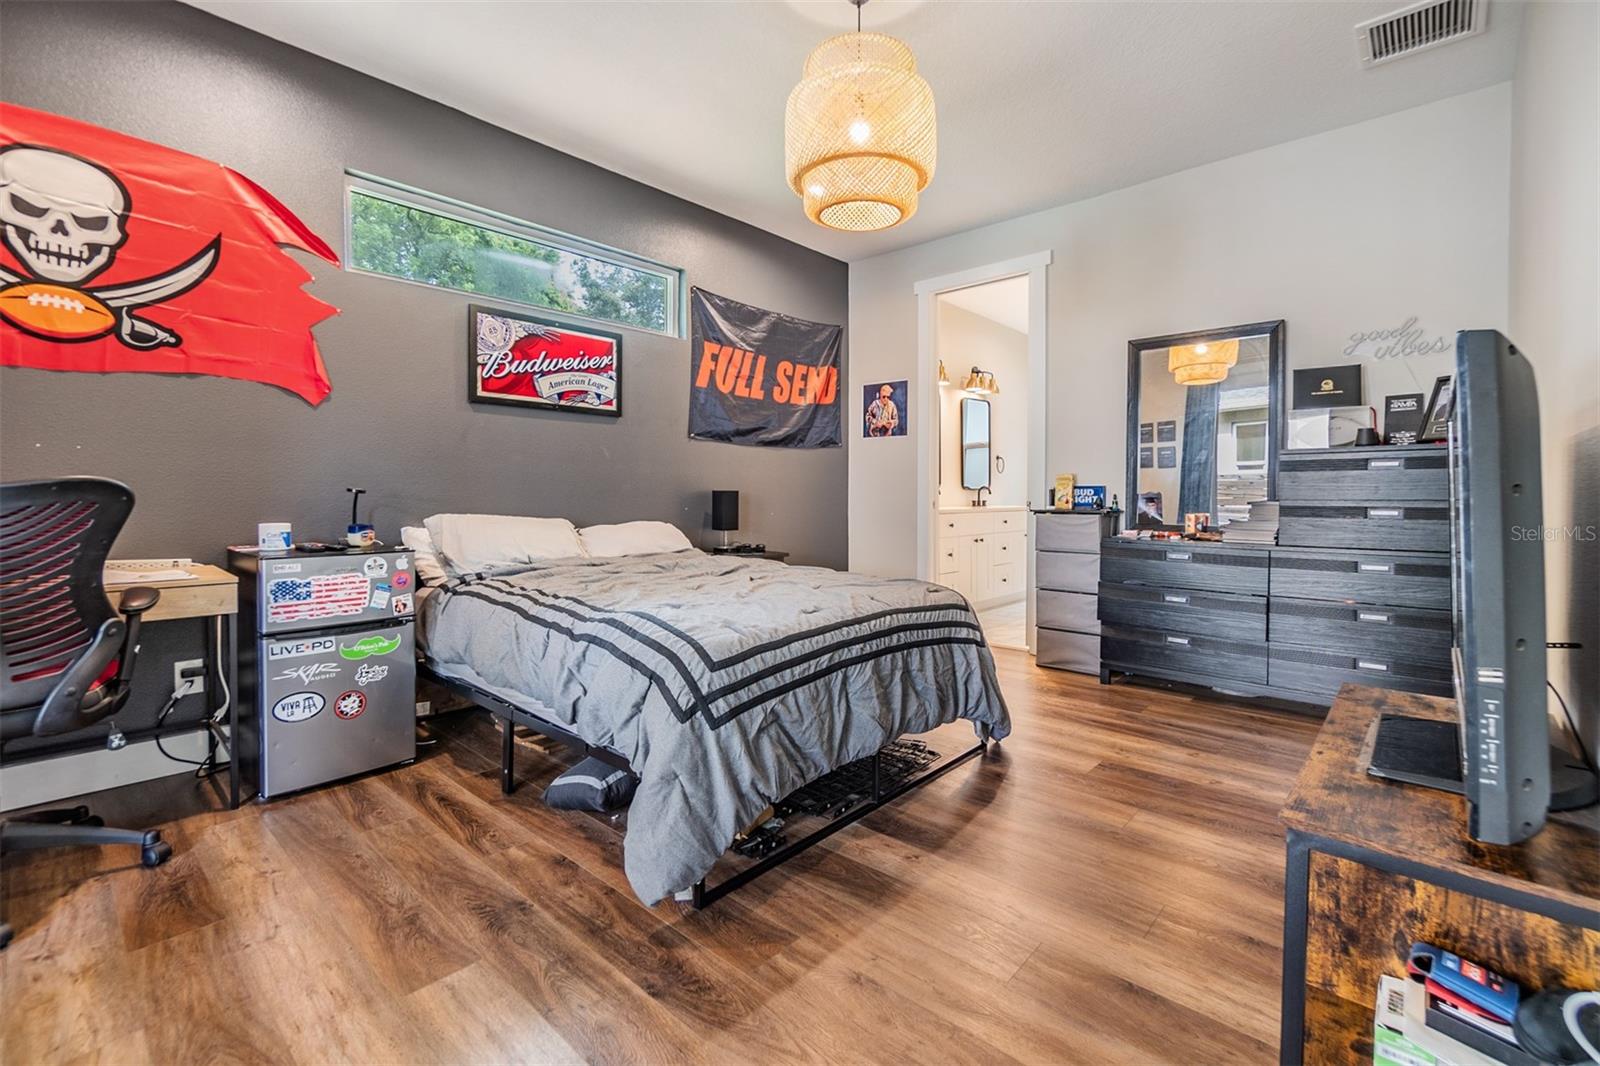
1168, 339, 1240, 386
785, 0, 937, 232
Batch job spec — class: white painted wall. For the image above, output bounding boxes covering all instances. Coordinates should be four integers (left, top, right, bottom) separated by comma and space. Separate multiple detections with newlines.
1507, 1, 1600, 750
937, 301, 1030, 507
849, 85, 1512, 576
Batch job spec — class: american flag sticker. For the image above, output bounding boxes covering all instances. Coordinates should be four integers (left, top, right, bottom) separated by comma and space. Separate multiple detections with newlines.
267, 572, 372, 623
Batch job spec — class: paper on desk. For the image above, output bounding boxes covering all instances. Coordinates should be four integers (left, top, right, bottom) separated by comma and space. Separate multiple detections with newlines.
104, 568, 197, 584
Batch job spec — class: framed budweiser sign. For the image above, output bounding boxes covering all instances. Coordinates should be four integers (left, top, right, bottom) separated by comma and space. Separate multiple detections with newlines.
468, 304, 621, 416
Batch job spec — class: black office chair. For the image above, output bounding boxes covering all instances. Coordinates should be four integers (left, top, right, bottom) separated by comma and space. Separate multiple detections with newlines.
1, 478, 172, 950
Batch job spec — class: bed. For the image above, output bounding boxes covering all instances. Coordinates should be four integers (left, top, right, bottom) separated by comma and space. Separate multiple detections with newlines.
413, 528, 1010, 906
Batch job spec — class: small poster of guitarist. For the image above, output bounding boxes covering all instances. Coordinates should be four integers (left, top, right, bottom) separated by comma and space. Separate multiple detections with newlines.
864, 380, 907, 438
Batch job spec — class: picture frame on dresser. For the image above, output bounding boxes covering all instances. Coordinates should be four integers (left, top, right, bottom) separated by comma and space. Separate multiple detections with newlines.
1125, 320, 1286, 530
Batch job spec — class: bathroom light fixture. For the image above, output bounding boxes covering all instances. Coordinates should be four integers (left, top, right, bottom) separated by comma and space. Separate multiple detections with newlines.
961, 367, 998, 394
784, 0, 937, 232
1168, 339, 1239, 386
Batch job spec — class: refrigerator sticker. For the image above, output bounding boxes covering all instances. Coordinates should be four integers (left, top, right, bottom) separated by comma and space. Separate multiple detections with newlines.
272, 691, 325, 723
392, 572, 411, 590
269, 562, 303, 574
392, 594, 413, 615
362, 556, 388, 578
369, 586, 391, 610
267, 636, 337, 660
334, 690, 367, 720
354, 663, 388, 686
395, 555, 410, 571
340, 634, 402, 660
273, 662, 340, 684
267, 573, 370, 623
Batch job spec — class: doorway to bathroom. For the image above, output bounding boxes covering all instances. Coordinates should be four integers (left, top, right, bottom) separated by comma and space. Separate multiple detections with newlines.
919, 259, 1046, 651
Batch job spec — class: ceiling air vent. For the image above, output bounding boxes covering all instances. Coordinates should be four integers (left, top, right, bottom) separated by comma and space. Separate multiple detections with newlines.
1356, 0, 1488, 67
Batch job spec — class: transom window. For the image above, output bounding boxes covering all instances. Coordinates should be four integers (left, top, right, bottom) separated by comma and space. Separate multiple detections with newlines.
346, 174, 681, 336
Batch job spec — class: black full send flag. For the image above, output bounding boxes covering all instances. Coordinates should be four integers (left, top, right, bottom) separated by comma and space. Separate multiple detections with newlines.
689, 288, 842, 448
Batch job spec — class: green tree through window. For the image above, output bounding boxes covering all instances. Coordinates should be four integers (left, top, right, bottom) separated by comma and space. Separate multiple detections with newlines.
349, 190, 673, 333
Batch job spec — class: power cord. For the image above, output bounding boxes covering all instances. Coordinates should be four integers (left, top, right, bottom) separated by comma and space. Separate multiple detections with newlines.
154, 617, 233, 779
153, 689, 213, 773
1546, 641, 1594, 774
1547, 680, 1594, 772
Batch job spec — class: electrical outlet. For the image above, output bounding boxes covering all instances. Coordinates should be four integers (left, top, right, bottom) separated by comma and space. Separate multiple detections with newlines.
173, 659, 206, 698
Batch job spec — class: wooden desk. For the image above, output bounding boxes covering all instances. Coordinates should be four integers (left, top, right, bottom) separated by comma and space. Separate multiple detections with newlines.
106, 563, 237, 622
1279, 685, 1599, 1063
105, 563, 242, 808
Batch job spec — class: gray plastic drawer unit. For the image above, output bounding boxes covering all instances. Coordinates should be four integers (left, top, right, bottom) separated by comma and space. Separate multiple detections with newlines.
1032, 510, 1117, 675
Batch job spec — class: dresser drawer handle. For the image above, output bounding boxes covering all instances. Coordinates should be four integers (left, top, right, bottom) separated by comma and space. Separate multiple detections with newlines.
1358, 611, 1391, 623
1166, 636, 1190, 646
1357, 660, 1390, 672
1368, 459, 1402, 469
1358, 563, 1392, 573
1166, 551, 1191, 561
1163, 594, 1189, 604
1368, 508, 1402, 518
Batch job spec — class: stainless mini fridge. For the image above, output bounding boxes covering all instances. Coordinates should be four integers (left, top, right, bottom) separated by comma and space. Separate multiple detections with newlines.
231, 546, 417, 799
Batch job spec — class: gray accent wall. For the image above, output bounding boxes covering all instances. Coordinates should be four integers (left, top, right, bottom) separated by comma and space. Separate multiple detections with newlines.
0, 1, 848, 567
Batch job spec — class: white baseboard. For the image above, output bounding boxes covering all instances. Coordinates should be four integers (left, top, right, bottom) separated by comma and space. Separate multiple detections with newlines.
0, 730, 226, 812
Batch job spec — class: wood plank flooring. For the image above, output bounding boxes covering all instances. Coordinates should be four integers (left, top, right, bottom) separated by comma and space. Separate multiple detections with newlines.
0, 650, 1321, 1065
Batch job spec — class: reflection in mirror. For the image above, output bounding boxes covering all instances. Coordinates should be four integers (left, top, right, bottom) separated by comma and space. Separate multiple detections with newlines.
961, 397, 991, 490
1130, 331, 1277, 528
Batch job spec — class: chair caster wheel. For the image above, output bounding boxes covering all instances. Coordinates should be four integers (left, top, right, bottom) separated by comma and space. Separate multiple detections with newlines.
0, 923, 12, 950
82, 816, 104, 827
67, 805, 93, 823
141, 841, 172, 867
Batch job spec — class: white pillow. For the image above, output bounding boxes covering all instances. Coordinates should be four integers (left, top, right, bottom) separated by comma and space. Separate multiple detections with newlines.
399, 525, 449, 585
423, 513, 587, 577
578, 521, 694, 558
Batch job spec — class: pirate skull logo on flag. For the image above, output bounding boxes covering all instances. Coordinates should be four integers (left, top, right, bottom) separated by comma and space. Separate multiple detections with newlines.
0, 145, 219, 348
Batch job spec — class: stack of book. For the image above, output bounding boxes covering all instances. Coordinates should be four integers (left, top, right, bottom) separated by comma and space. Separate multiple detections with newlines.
1221, 500, 1280, 544
1376, 943, 1545, 1066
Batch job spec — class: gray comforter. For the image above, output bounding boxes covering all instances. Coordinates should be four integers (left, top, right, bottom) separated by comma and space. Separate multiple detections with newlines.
420, 551, 1011, 905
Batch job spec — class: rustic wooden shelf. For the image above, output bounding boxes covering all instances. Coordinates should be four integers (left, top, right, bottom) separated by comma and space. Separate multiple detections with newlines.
1279, 685, 1599, 1064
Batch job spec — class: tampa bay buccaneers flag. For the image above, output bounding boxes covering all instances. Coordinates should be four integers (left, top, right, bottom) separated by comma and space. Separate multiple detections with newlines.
0, 103, 340, 404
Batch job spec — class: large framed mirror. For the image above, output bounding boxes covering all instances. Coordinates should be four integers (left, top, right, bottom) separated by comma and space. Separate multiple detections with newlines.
960, 396, 992, 490
1126, 320, 1285, 530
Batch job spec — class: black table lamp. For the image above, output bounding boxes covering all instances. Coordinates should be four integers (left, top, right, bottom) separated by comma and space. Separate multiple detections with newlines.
712, 490, 739, 548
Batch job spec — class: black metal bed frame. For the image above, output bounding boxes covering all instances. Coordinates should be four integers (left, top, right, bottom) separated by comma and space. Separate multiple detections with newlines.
419, 662, 991, 908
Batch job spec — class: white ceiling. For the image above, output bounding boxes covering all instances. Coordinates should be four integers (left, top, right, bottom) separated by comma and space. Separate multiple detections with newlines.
939, 275, 1029, 334
191, 0, 1522, 263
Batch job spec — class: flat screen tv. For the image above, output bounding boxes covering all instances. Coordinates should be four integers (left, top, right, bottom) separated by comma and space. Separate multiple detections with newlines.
1370, 329, 1595, 843
1451, 329, 1554, 843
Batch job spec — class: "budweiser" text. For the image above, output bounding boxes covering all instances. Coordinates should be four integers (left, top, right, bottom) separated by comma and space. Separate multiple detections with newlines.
480, 347, 613, 379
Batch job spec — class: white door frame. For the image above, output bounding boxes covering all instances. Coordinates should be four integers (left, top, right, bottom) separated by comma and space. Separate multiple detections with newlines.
913, 251, 1051, 651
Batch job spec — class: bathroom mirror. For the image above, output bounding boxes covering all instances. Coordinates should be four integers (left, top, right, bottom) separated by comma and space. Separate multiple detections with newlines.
1126, 320, 1285, 529
960, 397, 992, 490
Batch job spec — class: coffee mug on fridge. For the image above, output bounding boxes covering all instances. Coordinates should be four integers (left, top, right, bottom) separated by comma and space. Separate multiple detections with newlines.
346, 523, 376, 548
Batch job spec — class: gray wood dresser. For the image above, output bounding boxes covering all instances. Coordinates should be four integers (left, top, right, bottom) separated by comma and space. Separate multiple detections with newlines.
1033, 509, 1119, 673
1097, 443, 1453, 706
